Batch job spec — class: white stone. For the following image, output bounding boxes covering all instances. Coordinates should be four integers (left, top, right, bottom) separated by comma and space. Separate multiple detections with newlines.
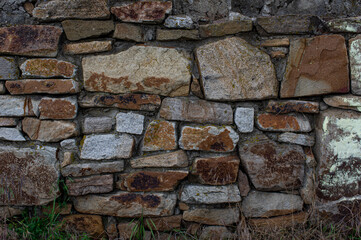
0, 128, 25, 141
164, 15, 193, 29
0, 96, 38, 117
82, 117, 113, 134
60, 139, 78, 151
116, 112, 144, 135
234, 107, 254, 133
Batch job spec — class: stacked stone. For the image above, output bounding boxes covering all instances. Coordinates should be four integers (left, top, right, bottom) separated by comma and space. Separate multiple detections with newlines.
1, 0, 361, 239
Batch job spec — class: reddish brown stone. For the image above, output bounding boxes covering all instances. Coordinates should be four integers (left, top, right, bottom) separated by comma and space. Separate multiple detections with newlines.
147, 215, 182, 231
256, 113, 311, 132
20, 59, 76, 78
281, 35, 349, 98
62, 214, 105, 239
248, 212, 308, 228
238, 170, 251, 197
122, 171, 188, 192
6, 79, 80, 95
143, 120, 177, 151
63, 40, 112, 55
39, 97, 77, 120
0, 118, 17, 127
192, 155, 239, 185
111, 1, 172, 23
66, 174, 114, 196
0, 25, 62, 57
266, 100, 319, 114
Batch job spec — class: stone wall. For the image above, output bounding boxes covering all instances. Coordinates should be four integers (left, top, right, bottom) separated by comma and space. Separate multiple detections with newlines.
1, 0, 361, 238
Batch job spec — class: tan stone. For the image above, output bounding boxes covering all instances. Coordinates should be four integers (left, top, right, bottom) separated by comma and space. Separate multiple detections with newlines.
66, 174, 114, 196
199, 19, 252, 38
111, 1, 172, 23
200, 226, 235, 240
183, 208, 239, 226
22, 117, 78, 142
113, 23, 144, 42
323, 94, 361, 112
266, 100, 320, 114
192, 155, 239, 185
270, 51, 286, 58
179, 202, 189, 211
191, 78, 203, 98
61, 152, 74, 168
131, 150, 188, 168
0, 25, 62, 57
0, 118, 17, 127
257, 15, 312, 34
62, 214, 105, 239
6, 79, 80, 95
281, 35, 349, 98
24, 2, 34, 15
62, 20, 114, 41
261, 38, 290, 47
82, 45, 191, 96
143, 120, 177, 151
63, 40, 112, 55
256, 113, 311, 132
39, 97, 77, 119
20, 59, 76, 78
248, 212, 308, 228
147, 215, 182, 231
157, 29, 200, 41
238, 170, 251, 197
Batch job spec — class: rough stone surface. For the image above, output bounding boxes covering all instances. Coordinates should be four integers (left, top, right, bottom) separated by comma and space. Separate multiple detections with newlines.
62, 214, 105, 239
143, 120, 177, 151
192, 155, 240, 185
261, 38, 290, 47
238, 170, 251, 197
180, 184, 241, 204
281, 35, 349, 98
74, 192, 177, 217
80, 134, 134, 160
61, 161, 124, 177
300, 168, 316, 204
191, 78, 203, 98
256, 113, 312, 132
63, 40, 112, 55
257, 15, 311, 34
111, 1, 172, 23
183, 208, 239, 225
278, 132, 315, 147
33, 0, 110, 20
20, 59, 76, 79
62, 20, 114, 41
60, 139, 77, 151
266, 100, 320, 114
66, 174, 114, 196
22, 118, 78, 142
116, 112, 144, 135
0, 25, 62, 57
0, 145, 59, 205
0, 96, 38, 117
157, 29, 200, 41
0, 207, 22, 219
113, 23, 144, 42
350, 36, 361, 95
78, 93, 161, 111
0, 128, 25, 141
199, 20, 253, 38
83, 117, 113, 134
117, 222, 136, 239
82, 46, 191, 96
196, 37, 278, 101
239, 133, 305, 191
179, 125, 239, 152
327, 18, 361, 33
248, 212, 308, 228
160, 97, 232, 124
104, 217, 117, 240
199, 226, 234, 240
315, 109, 361, 201
131, 150, 188, 168
0, 57, 18, 80
147, 215, 182, 231
164, 15, 193, 29
234, 107, 254, 133
0, 118, 17, 127
6, 79, 80, 95
39, 97, 78, 119
323, 94, 361, 112
242, 191, 303, 218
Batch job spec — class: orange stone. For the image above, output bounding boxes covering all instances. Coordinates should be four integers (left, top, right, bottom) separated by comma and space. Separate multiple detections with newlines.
39, 97, 77, 120
256, 113, 311, 132
20, 59, 76, 78
261, 38, 290, 47
6, 79, 80, 95
143, 120, 177, 151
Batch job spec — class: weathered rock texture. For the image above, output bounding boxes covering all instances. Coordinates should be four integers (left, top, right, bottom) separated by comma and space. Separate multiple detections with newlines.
6, 79, 80, 95
20, 59, 77, 78
143, 120, 177, 151
62, 20, 114, 41
180, 185, 241, 204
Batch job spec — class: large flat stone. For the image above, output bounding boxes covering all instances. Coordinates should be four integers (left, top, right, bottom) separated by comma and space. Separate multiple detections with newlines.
80, 134, 134, 160
0, 25, 62, 57
61, 161, 124, 177
159, 97, 233, 124
20, 59, 77, 79
74, 192, 177, 217
39, 97, 78, 120
0, 96, 39, 117
143, 120, 177, 151
323, 94, 361, 112
0, 57, 18, 80
239, 133, 305, 191
281, 35, 349, 98
196, 37, 278, 101
66, 174, 114, 196
82, 46, 191, 96
6, 79, 80, 95
0, 145, 59, 205
183, 208, 239, 225
256, 113, 311, 132
130, 150, 188, 168
350, 35, 361, 95
62, 20, 114, 41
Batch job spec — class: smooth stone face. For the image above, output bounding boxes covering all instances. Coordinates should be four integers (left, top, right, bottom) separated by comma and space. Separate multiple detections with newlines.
327, 17, 361, 33
315, 109, 361, 201
62, 214, 105, 239
323, 94, 361, 112
61, 161, 124, 177
82, 46, 191, 96
82, 117, 113, 134
111, 1, 172, 23
159, 97, 233, 124
199, 20, 253, 38
143, 120, 177, 151
261, 38, 290, 47
0, 128, 25, 141
78, 93, 161, 111
196, 37, 278, 101
349, 36, 361, 95
183, 208, 239, 225
0, 96, 38, 117
39, 97, 78, 120
20, 59, 76, 78
0, 145, 59, 205
242, 191, 303, 218
131, 150, 188, 168
73, 191, 177, 217
113, 23, 144, 42
0, 57, 18, 80
278, 132, 315, 146
266, 100, 320, 114
179, 125, 239, 152
33, 0, 110, 20
256, 113, 312, 132
62, 20, 114, 41
234, 107, 254, 133
257, 15, 311, 34
239, 133, 305, 191
63, 40, 112, 55
192, 155, 239, 185
116, 112, 144, 135
6, 79, 80, 95
66, 174, 114, 196
281, 35, 349, 98
156, 29, 200, 41
180, 184, 241, 204
0, 25, 62, 57
164, 15, 193, 29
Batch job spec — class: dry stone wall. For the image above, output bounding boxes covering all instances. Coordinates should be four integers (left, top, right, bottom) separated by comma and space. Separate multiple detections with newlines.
1, 0, 361, 238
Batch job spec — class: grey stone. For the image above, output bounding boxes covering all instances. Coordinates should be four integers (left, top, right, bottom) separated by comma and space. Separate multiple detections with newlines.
116, 112, 144, 135
199, 19, 253, 38
183, 208, 239, 225
164, 15, 193, 29
300, 168, 316, 205
82, 117, 113, 134
278, 132, 315, 146
349, 36, 361, 95
0, 96, 38, 117
180, 184, 241, 204
234, 107, 254, 133
156, 29, 200, 41
0, 207, 22, 219
200, 226, 235, 240
0, 57, 18, 80
0, 82, 4, 94
66, 174, 114, 196
80, 134, 134, 160
327, 17, 361, 33
130, 150, 188, 168
242, 191, 303, 218
62, 20, 114, 41
0, 128, 25, 141
60, 139, 78, 151
61, 161, 124, 177
257, 15, 312, 34
323, 94, 361, 112
113, 23, 145, 42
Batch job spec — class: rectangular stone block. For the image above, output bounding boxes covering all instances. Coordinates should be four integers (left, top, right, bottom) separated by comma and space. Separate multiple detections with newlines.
63, 40, 112, 55
39, 97, 78, 119
0, 96, 38, 117
130, 150, 188, 168
199, 19, 252, 37
6, 79, 80, 95
82, 117, 113, 134
62, 20, 114, 41
256, 113, 312, 132
0, 57, 18, 80
20, 59, 77, 78
66, 174, 114, 196
61, 161, 124, 177
116, 112, 144, 135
